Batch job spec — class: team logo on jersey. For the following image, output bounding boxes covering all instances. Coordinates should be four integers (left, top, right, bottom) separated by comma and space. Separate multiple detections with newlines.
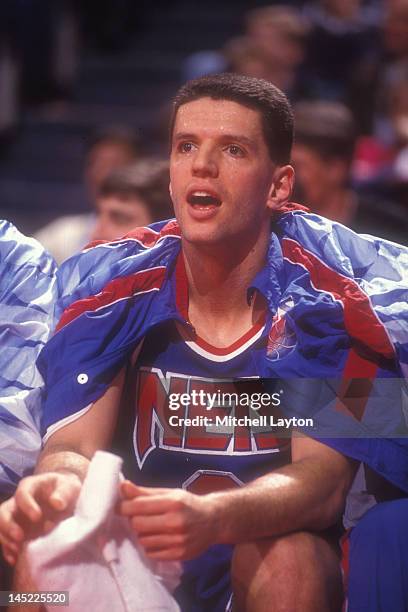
132, 367, 287, 468
267, 297, 296, 361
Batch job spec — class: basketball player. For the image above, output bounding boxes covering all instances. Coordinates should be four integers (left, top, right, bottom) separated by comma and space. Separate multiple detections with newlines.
0, 74, 406, 612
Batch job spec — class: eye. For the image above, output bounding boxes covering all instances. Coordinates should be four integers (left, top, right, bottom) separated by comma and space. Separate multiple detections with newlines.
226, 144, 244, 157
178, 142, 195, 153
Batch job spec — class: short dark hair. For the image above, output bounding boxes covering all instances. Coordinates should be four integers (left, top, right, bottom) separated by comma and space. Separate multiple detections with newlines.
170, 73, 294, 165
294, 101, 357, 162
98, 158, 173, 222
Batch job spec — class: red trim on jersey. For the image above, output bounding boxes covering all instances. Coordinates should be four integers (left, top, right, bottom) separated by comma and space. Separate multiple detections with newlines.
273, 201, 309, 217
56, 267, 166, 331
179, 314, 266, 356
174, 249, 266, 355
175, 251, 189, 320
84, 219, 181, 251
282, 238, 394, 359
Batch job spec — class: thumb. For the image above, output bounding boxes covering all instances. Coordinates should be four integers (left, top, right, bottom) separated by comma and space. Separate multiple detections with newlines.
48, 475, 81, 511
120, 480, 140, 499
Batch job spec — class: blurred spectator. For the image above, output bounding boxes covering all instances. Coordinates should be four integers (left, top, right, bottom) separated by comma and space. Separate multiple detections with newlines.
351, 0, 408, 134
292, 101, 358, 224
303, 0, 381, 103
83, 125, 142, 202
0, 0, 79, 109
223, 37, 270, 81
243, 5, 310, 99
352, 66, 408, 231
374, 0, 408, 134
382, 0, 408, 60
35, 125, 142, 263
183, 5, 310, 101
292, 100, 406, 243
354, 72, 408, 183
90, 158, 173, 242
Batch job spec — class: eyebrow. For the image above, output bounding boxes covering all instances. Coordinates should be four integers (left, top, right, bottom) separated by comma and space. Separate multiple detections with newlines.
173, 132, 258, 149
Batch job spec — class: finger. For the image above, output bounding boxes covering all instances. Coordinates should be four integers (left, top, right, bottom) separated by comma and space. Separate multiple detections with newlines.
48, 477, 80, 512
120, 480, 140, 499
120, 495, 175, 516
0, 537, 19, 559
138, 534, 184, 551
121, 481, 171, 499
2, 543, 18, 566
14, 477, 47, 521
0, 498, 25, 542
145, 548, 184, 561
129, 514, 173, 535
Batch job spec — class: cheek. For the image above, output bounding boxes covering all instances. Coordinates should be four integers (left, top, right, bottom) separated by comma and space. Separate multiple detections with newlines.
169, 166, 183, 204
232, 170, 271, 202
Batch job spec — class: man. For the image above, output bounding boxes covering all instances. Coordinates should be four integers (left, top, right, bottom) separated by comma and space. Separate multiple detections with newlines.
34, 125, 142, 263
292, 100, 407, 244
0, 74, 406, 612
90, 158, 173, 242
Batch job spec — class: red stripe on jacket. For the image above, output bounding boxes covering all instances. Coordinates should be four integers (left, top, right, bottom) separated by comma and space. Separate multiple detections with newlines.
56, 267, 166, 331
282, 238, 394, 359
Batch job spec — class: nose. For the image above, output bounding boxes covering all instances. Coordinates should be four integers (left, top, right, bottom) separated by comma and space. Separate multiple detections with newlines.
191, 144, 218, 178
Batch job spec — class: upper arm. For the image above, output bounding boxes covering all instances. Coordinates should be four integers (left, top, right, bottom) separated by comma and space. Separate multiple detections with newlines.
291, 432, 358, 523
43, 367, 126, 460
292, 432, 357, 482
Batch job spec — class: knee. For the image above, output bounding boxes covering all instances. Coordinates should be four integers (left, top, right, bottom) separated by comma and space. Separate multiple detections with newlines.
232, 532, 343, 612
232, 531, 325, 581
231, 534, 307, 612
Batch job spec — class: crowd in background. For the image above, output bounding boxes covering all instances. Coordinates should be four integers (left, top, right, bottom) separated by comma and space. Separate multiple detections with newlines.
0, 0, 406, 260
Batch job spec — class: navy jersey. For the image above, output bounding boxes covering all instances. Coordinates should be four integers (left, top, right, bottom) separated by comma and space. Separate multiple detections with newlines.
119, 316, 290, 492
114, 316, 290, 612
41, 216, 408, 495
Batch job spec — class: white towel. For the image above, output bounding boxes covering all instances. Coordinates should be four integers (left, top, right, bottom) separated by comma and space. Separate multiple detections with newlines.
27, 451, 181, 611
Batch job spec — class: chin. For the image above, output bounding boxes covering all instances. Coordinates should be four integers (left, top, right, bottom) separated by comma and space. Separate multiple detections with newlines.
180, 224, 226, 247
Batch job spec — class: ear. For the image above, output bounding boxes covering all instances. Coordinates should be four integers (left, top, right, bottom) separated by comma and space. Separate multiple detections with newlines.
266, 165, 295, 212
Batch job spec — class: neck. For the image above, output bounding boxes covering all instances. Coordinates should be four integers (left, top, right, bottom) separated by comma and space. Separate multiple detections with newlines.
181, 226, 270, 346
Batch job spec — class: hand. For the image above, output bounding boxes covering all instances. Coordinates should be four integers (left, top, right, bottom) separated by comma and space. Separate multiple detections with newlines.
0, 472, 81, 565
119, 481, 219, 561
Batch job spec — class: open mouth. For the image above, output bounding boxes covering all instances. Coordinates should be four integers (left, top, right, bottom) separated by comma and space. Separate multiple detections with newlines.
187, 191, 222, 207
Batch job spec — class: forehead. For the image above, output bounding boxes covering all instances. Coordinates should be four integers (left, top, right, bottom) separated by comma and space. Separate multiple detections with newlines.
97, 194, 146, 210
88, 141, 134, 163
172, 97, 265, 141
